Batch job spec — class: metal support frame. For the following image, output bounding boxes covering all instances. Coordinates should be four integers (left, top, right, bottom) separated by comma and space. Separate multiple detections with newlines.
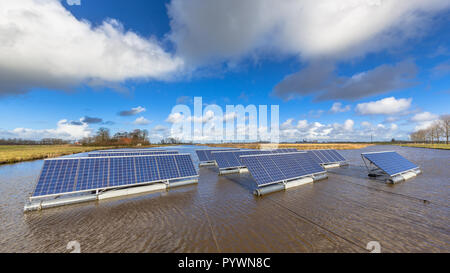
198, 161, 216, 167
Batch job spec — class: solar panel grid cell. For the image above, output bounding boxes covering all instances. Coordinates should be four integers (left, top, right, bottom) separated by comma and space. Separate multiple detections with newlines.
135, 156, 160, 183
271, 154, 299, 179
245, 157, 273, 185
195, 150, 209, 162
306, 150, 346, 165
332, 150, 346, 161
326, 150, 339, 162
157, 155, 179, 180
259, 156, 284, 182
176, 155, 198, 177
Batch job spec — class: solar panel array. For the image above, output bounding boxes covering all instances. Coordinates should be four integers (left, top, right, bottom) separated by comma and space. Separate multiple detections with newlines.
88, 151, 178, 157
362, 151, 418, 176
32, 154, 197, 198
240, 152, 325, 187
195, 148, 240, 162
306, 149, 346, 165
212, 149, 298, 169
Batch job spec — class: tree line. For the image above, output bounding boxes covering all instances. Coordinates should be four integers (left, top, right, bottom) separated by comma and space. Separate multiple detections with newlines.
410, 115, 450, 144
80, 128, 151, 146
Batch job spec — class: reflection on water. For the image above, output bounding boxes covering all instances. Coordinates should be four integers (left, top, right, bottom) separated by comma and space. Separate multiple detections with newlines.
0, 145, 449, 252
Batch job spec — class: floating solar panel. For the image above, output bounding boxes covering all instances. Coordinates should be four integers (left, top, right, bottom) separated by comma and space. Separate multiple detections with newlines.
195, 148, 240, 162
240, 152, 325, 187
212, 149, 299, 170
196, 150, 209, 162
88, 151, 179, 157
306, 149, 346, 165
31, 154, 198, 199
361, 151, 419, 177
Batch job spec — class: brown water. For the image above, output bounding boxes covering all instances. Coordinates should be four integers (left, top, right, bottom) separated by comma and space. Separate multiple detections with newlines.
0, 145, 449, 252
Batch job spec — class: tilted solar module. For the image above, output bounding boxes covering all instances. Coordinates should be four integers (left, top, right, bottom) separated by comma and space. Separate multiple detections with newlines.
32, 154, 198, 199
195, 150, 209, 162
195, 148, 240, 162
212, 149, 300, 170
306, 149, 346, 164
362, 151, 418, 176
240, 152, 325, 187
88, 151, 178, 157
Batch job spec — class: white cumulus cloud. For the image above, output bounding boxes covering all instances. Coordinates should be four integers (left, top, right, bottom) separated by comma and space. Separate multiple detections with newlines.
355, 97, 412, 115
330, 102, 351, 113
411, 111, 438, 122
133, 117, 151, 125
0, 0, 182, 95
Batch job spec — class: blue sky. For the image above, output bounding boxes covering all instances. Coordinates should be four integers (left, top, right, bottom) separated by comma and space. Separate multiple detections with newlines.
0, 0, 449, 142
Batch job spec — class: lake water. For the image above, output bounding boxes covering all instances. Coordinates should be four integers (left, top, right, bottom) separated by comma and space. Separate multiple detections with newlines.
0, 145, 448, 252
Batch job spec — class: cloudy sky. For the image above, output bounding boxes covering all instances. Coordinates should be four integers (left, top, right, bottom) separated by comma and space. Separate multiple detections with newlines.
0, 0, 449, 142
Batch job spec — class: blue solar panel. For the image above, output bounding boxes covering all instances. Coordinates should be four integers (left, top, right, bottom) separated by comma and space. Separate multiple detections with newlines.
88, 151, 178, 157
135, 156, 160, 183
307, 149, 346, 165
241, 152, 325, 187
175, 154, 198, 177
157, 155, 179, 180
362, 151, 418, 176
75, 157, 108, 191
195, 150, 209, 162
195, 148, 240, 162
212, 149, 301, 170
32, 154, 198, 198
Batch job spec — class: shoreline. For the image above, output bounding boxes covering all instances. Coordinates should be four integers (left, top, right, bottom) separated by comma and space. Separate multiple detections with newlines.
0, 144, 171, 165
398, 144, 450, 150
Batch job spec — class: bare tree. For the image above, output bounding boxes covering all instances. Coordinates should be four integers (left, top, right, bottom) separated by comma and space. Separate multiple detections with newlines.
441, 114, 450, 144
95, 127, 110, 144
409, 114, 449, 145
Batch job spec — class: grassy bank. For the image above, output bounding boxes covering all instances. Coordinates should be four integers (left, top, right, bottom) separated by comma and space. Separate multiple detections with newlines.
0, 144, 165, 165
199, 143, 373, 150
398, 143, 450, 150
